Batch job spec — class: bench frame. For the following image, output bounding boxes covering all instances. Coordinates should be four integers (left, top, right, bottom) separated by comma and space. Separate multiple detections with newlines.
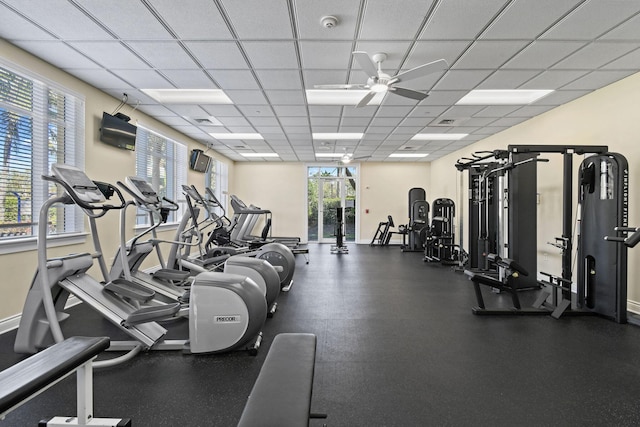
0, 336, 130, 426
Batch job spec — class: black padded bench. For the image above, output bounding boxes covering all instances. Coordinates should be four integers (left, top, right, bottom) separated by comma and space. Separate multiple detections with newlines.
237, 333, 322, 427
0, 336, 130, 426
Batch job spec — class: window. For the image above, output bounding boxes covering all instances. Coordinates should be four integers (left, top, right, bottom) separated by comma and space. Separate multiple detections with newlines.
135, 125, 187, 225
0, 61, 84, 247
206, 158, 228, 217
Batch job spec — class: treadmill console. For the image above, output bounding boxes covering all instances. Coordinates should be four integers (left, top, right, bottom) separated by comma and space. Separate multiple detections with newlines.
124, 176, 160, 205
51, 163, 106, 203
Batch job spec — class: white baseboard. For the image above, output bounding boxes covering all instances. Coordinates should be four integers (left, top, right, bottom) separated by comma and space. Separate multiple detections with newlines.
628, 299, 640, 315
0, 296, 81, 335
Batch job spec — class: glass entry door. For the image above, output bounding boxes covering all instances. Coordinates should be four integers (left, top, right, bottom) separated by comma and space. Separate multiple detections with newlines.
307, 166, 357, 243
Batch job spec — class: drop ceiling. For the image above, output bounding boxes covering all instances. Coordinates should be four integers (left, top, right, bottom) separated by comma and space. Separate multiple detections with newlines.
2, 0, 640, 162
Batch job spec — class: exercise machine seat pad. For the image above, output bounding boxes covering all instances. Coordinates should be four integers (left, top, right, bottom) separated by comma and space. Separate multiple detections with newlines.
237, 333, 317, 427
0, 336, 109, 413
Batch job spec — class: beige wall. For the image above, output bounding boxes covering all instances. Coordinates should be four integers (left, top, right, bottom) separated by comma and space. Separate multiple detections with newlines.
231, 162, 431, 244
232, 163, 307, 240
359, 162, 430, 243
430, 71, 640, 310
0, 41, 233, 320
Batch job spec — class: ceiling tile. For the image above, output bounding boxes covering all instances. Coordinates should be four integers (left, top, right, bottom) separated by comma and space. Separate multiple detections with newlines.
3, 0, 114, 40
420, 0, 510, 40
148, 0, 234, 40
185, 42, 248, 69
126, 41, 199, 69
265, 90, 306, 105
481, 0, 583, 39
541, 1, 640, 40
520, 69, 588, 90
454, 40, 531, 69
243, 41, 299, 69
502, 40, 587, 69
295, 0, 361, 40
255, 70, 303, 90
560, 70, 636, 90
0, 6, 57, 40
161, 70, 216, 88
11, 41, 100, 69
602, 47, 640, 70
474, 105, 523, 118
300, 41, 354, 69
309, 106, 343, 117
477, 70, 541, 89
553, 42, 638, 69
76, 0, 174, 40
112, 69, 172, 88
433, 70, 493, 90
64, 68, 132, 89
600, 13, 640, 40
219, 0, 294, 39
273, 105, 309, 116
406, 41, 471, 69
359, 0, 436, 40
209, 69, 260, 90
507, 105, 556, 117
68, 41, 149, 69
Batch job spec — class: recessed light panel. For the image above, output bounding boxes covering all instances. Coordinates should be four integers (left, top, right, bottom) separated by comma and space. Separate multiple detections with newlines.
306, 90, 385, 106
411, 133, 468, 140
240, 152, 279, 158
456, 90, 553, 105
209, 133, 264, 140
141, 89, 233, 104
312, 133, 363, 140
389, 153, 429, 158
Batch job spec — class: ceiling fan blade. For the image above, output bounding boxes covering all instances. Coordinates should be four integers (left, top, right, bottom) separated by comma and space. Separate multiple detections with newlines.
355, 90, 377, 108
390, 86, 428, 101
353, 51, 378, 77
391, 59, 448, 83
313, 84, 367, 89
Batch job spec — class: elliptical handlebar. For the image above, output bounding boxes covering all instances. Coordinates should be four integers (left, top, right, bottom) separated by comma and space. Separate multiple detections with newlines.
43, 171, 126, 217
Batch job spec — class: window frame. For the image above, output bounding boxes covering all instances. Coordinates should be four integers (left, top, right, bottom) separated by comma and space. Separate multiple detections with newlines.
0, 59, 86, 254
134, 124, 188, 229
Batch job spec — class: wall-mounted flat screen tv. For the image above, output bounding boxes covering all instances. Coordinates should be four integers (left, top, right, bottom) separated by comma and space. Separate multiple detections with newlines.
190, 149, 212, 173
99, 112, 137, 151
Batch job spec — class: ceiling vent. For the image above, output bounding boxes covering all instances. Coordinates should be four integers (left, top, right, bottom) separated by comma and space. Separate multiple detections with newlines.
429, 117, 468, 127
189, 116, 223, 126
400, 145, 419, 151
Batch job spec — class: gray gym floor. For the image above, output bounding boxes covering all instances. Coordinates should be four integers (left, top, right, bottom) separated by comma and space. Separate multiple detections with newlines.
2, 244, 640, 426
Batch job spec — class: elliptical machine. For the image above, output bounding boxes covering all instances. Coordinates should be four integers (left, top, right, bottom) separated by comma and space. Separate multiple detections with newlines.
15, 164, 267, 360
113, 176, 280, 316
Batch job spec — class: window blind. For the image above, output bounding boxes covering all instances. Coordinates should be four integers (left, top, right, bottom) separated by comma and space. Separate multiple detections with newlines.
0, 62, 84, 242
135, 125, 187, 225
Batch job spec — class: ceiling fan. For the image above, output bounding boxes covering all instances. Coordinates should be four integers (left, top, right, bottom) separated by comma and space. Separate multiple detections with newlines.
337, 148, 369, 164
315, 51, 448, 108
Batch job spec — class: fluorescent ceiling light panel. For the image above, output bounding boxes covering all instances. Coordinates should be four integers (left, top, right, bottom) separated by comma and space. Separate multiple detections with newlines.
141, 89, 233, 104
315, 153, 344, 157
209, 133, 264, 140
312, 133, 363, 140
306, 90, 385, 106
389, 153, 429, 158
456, 89, 553, 105
411, 133, 468, 140
240, 152, 279, 158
